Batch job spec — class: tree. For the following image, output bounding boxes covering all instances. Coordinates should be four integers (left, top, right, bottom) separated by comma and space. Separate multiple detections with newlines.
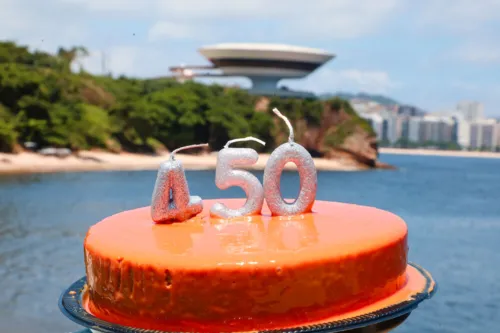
57, 46, 89, 72
0, 41, 374, 155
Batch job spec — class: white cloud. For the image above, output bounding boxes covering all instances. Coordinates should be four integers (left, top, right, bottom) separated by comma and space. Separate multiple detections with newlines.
451, 81, 479, 91
79, 47, 139, 76
456, 43, 500, 64
293, 0, 401, 39
54, 0, 402, 39
420, 0, 500, 33
79, 46, 171, 77
285, 68, 398, 95
0, 0, 34, 33
0, 0, 405, 79
156, 0, 401, 39
156, 1, 269, 20
0, 0, 406, 86
339, 70, 396, 92
416, 1, 500, 67
60, 0, 151, 14
148, 21, 197, 41
102, 46, 140, 76
0, 0, 90, 53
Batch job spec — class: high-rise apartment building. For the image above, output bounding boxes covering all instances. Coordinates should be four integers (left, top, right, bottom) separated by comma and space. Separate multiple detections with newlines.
408, 117, 421, 142
497, 123, 500, 150
385, 114, 403, 144
398, 105, 426, 117
360, 113, 384, 141
357, 100, 496, 150
454, 118, 470, 148
456, 101, 484, 122
470, 119, 498, 150
417, 116, 455, 144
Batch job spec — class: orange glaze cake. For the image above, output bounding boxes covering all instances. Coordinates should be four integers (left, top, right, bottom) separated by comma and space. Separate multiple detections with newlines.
83, 199, 409, 332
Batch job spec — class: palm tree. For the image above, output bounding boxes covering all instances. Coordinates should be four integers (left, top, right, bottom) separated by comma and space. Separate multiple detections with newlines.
57, 46, 89, 72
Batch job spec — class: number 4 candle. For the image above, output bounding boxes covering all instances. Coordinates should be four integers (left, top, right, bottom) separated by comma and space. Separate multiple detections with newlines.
263, 108, 317, 216
151, 143, 208, 223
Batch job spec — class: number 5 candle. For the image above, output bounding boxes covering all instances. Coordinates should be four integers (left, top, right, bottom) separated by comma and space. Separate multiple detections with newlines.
263, 108, 317, 216
151, 143, 208, 223
211, 137, 266, 219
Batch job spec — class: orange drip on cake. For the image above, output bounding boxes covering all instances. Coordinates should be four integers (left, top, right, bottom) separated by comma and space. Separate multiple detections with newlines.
84, 199, 408, 332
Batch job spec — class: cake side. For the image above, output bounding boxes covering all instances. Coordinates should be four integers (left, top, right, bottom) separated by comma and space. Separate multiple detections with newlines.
84, 199, 408, 332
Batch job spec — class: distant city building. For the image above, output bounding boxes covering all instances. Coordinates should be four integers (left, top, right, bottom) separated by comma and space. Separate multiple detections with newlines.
457, 101, 484, 122
350, 100, 371, 114
407, 117, 421, 143
359, 113, 384, 141
401, 118, 410, 141
358, 99, 495, 150
418, 116, 435, 142
455, 117, 471, 148
408, 115, 454, 144
470, 119, 498, 150
390, 116, 404, 143
437, 118, 455, 143
398, 105, 426, 117
497, 123, 500, 149
375, 113, 403, 144
470, 123, 480, 149
429, 111, 469, 148
482, 123, 496, 149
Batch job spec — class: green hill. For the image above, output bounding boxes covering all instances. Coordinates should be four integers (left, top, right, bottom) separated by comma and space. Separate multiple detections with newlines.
0, 41, 375, 160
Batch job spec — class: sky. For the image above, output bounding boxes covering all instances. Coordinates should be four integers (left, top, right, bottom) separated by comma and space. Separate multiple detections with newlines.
2, 0, 500, 116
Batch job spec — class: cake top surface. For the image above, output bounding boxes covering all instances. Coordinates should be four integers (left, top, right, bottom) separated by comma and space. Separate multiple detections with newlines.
85, 199, 407, 269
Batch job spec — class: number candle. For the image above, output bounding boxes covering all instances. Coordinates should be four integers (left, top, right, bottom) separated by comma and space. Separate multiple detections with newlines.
210, 137, 266, 219
151, 143, 209, 223
263, 108, 317, 216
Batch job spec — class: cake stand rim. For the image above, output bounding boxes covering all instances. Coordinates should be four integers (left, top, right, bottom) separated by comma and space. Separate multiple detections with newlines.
59, 262, 437, 333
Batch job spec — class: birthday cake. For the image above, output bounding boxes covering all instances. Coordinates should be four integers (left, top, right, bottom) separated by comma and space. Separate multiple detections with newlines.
84, 199, 408, 332
81, 109, 417, 332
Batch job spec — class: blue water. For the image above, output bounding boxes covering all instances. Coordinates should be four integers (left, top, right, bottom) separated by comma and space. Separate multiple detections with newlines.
0, 154, 499, 333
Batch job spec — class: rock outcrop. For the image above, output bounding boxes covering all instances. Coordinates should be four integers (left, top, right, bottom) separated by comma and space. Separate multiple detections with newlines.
258, 97, 394, 170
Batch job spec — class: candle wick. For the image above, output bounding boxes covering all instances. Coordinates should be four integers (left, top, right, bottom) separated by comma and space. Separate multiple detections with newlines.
224, 136, 266, 148
170, 143, 209, 159
272, 108, 295, 143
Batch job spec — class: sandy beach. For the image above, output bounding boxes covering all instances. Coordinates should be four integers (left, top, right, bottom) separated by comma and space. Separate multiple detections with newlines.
380, 147, 500, 159
0, 151, 365, 175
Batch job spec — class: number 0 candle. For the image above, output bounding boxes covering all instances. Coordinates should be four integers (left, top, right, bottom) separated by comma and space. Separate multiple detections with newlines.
211, 137, 266, 219
263, 108, 317, 216
151, 143, 208, 223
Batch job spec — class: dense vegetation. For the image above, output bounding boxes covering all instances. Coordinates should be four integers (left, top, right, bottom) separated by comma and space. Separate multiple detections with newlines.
0, 41, 372, 154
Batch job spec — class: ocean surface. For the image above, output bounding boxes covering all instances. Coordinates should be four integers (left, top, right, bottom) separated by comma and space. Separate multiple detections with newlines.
0, 153, 499, 333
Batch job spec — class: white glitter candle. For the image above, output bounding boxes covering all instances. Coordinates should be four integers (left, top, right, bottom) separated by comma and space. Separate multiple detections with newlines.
263, 108, 317, 216
210, 137, 266, 219
151, 143, 208, 223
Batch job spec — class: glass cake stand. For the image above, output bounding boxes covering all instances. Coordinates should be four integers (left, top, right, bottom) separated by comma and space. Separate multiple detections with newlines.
60, 263, 436, 333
